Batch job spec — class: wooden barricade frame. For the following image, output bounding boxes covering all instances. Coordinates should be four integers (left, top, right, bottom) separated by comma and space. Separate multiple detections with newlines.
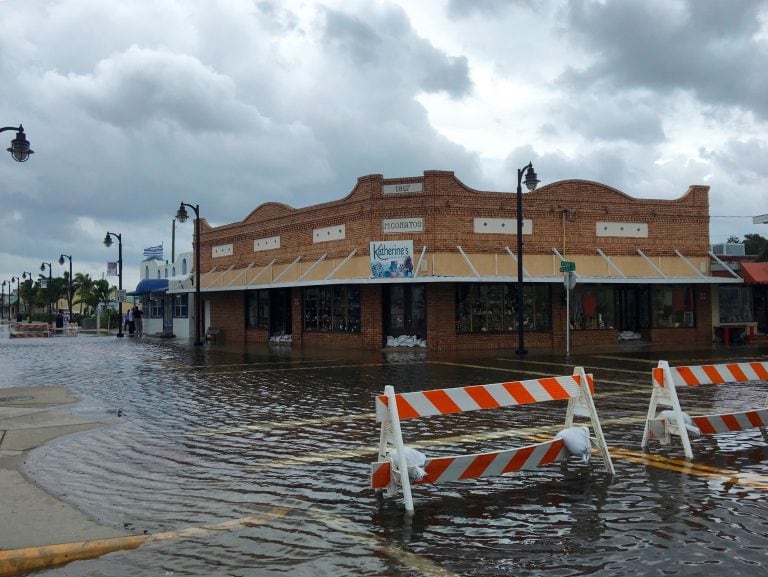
370, 367, 614, 512
8, 322, 52, 338
641, 360, 768, 460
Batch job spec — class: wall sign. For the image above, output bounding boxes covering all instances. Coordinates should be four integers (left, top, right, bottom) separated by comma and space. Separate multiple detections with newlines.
383, 182, 423, 195
370, 240, 414, 278
382, 217, 424, 234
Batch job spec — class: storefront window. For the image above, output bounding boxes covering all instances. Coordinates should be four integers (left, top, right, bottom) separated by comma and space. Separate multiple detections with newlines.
304, 286, 360, 333
718, 286, 753, 324
173, 294, 188, 318
245, 290, 270, 330
652, 286, 695, 328
456, 284, 550, 333
149, 298, 163, 318
570, 286, 615, 330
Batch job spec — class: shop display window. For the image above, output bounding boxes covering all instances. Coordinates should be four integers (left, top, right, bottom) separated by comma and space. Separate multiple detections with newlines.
456, 284, 550, 334
652, 286, 695, 328
304, 286, 361, 333
246, 289, 270, 330
570, 286, 615, 330
718, 286, 753, 324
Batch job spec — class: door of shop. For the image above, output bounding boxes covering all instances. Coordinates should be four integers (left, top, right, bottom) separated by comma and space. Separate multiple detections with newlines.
615, 286, 650, 332
383, 284, 426, 340
270, 288, 292, 336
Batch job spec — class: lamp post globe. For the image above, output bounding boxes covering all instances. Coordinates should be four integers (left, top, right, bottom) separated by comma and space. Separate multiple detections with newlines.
515, 162, 540, 356
1, 125, 33, 162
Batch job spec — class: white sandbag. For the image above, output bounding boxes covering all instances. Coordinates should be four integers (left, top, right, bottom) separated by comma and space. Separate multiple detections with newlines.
555, 426, 592, 463
659, 410, 701, 437
388, 446, 427, 481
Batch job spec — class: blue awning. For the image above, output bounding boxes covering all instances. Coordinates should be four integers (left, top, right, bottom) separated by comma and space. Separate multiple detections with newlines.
128, 278, 169, 296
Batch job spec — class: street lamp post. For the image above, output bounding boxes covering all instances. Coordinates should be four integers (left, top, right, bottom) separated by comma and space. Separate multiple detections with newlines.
176, 201, 203, 346
20, 271, 33, 318
40, 262, 52, 322
10, 276, 21, 320
515, 162, 540, 356
59, 254, 73, 322
0, 125, 33, 162
103, 232, 124, 338
1, 280, 8, 319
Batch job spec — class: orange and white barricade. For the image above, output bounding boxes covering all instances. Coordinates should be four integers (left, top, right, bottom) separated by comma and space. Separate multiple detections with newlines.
371, 367, 614, 512
642, 360, 768, 460
9, 322, 52, 338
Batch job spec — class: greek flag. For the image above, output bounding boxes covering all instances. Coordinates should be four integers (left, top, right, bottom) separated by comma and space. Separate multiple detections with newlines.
143, 244, 163, 259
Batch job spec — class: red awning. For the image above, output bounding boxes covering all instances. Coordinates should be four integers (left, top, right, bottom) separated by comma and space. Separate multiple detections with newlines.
741, 262, 768, 284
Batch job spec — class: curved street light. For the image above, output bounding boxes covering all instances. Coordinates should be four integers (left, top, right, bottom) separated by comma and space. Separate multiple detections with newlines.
0, 125, 33, 162
59, 254, 73, 322
20, 271, 33, 318
40, 262, 53, 322
176, 201, 203, 346
515, 162, 540, 356
10, 276, 22, 320
1, 280, 9, 319
103, 232, 124, 337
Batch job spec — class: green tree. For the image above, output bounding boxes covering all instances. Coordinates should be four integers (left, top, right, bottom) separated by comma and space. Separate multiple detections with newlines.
73, 272, 94, 316
743, 234, 768, 260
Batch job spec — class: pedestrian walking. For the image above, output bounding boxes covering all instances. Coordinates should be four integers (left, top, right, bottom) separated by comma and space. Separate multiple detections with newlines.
133, 305, 143, 337
127, 306, 135, 336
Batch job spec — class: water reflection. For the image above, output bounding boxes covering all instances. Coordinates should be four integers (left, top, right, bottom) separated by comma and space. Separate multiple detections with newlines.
1, 335, 767, 575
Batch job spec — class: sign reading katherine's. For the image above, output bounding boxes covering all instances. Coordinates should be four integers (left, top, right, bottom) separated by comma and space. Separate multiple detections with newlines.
370, 240, 414, 278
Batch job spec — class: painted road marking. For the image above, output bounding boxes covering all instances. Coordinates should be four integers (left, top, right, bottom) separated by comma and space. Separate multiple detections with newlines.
497, 357, 648, 375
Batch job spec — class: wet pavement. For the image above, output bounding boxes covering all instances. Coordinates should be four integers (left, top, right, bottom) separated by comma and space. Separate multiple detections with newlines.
2, 329, 768, 576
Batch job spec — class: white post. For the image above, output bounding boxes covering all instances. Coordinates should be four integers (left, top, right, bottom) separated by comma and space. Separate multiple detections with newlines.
385, 385, 415, 513
566, 273, 571, 357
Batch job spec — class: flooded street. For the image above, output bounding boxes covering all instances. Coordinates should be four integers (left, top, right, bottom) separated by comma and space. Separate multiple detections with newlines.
3, 333, 768, 576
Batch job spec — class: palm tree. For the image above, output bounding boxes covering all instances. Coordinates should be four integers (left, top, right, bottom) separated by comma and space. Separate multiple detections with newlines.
73, 272, 94, 316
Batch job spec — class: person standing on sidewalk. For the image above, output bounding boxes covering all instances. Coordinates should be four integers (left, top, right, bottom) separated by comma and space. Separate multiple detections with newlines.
133, 305, 143, 337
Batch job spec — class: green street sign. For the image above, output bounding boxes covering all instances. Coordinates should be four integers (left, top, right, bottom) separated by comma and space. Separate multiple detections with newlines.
560, 261, 576, 273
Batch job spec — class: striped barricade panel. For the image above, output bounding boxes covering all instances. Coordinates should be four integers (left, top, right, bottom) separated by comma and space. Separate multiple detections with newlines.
371, 439, 567, 489
653, 362, 768, 389
692, 409, 768, 435
375, 374, 593, 422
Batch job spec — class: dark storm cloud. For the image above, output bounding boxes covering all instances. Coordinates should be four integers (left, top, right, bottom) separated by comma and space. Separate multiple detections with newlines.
321, 6, 472, 98
559, 0, 768, 119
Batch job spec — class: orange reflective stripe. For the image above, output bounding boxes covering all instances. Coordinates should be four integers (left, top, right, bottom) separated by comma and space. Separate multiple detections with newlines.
746, 411, 764, 428
538, 377, 570, 400
502, 381, 537, 404
465, 385, 501, 410
423, 457, 453, 483
703, 365, 725, 384
394, 395, 421, 420
721, 414, 741, 431
459, 453, 496, 480
752, 363, 768, 380
692, 416, 716, 435
677, 366, 699, 386
502, 446, 535, 474
653, 367, 665, 388
423, 389, 462, 415
727, 364, 749, 382
541, 439, 566, 465
371, 463, 391, 488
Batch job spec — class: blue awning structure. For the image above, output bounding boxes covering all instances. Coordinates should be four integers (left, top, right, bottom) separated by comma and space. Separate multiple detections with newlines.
128, 278, 169, 296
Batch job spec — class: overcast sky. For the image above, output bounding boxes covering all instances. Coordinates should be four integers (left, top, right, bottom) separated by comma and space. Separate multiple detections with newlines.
1, 0, 767, 290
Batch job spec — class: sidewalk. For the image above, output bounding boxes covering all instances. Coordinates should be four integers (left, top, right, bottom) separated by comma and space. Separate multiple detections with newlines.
0, 386, 129, 551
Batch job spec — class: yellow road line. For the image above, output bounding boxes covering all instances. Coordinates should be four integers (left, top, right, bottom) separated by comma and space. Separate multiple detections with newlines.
497, 357, 648, 375
192, 412, 373, 435
0, 507, 289, 577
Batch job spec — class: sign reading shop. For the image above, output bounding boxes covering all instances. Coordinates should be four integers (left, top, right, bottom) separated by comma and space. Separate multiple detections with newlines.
382, 217, 424, 234
370, 240, 414, 278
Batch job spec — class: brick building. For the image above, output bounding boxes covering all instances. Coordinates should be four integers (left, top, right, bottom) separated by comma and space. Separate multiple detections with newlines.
179, 170, 741, 351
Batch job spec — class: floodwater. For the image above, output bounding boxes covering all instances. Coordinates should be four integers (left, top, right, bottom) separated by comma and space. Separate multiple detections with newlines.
3, 332, 768, 576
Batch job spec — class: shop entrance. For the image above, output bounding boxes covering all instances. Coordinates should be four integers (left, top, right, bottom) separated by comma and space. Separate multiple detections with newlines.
270, 288, 292, 336
383, 284, 426, 340
615, 286, 650, 333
